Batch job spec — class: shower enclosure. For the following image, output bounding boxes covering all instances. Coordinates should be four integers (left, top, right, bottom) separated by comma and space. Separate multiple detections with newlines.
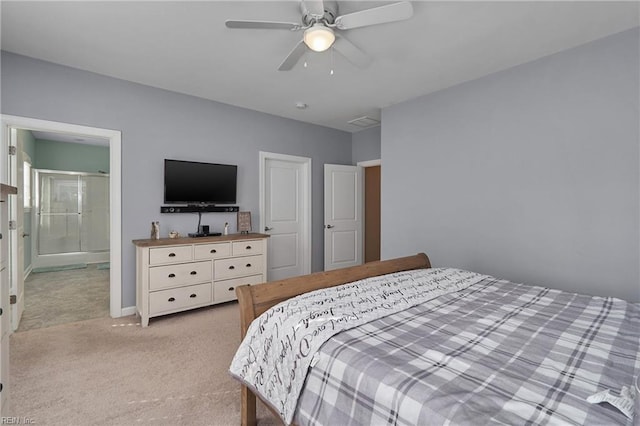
33, 170, 109, 268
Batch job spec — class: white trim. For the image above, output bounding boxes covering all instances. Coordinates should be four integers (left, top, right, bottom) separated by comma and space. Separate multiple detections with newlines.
120, 306, 137, 317
0, 115, 123, 318
357, 159, 381, 168
259, 151, 312, 276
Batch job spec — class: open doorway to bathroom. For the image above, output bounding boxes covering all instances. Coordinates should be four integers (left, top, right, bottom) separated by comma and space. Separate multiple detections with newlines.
14, 129, 111, 331
2, 115, 122, 331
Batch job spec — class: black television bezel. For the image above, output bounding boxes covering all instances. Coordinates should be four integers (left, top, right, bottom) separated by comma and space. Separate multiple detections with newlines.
163, 159, 238, 205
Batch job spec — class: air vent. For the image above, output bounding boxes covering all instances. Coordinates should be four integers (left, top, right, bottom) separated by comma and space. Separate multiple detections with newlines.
347, 116, 380, 128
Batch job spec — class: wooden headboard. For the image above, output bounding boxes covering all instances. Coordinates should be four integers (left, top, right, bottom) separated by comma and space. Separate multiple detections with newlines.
233, 252, 431, 426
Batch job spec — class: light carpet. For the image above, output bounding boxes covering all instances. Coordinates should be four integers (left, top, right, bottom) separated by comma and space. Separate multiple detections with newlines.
19, 264, 110, 332
10, 302, 279, 425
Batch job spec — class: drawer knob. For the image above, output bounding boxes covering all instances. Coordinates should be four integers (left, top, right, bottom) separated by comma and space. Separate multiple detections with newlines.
190, 271, 197, 275
190, 293, 197, 298
228, 287, 235, 291
246, 245, 252, 250
210, 249, 217, 253
168, 253, 176, 257
168, 273, 176, 278
228, 266, 235, 270
168, 297, 175, 302
246, 263, 252, 268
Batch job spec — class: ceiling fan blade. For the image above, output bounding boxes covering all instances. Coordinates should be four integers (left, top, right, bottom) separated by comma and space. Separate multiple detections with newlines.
332, 35, 372, 68
225, 20, 301, 30
278, 40, 307, 71
303, 0, 325, 18
334, 1, 413, 30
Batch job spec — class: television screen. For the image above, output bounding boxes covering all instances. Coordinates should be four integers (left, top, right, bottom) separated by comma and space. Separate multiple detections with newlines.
164, 159, 237, 205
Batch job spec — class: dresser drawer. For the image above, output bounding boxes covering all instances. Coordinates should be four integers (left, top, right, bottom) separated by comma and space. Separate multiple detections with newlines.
232, 240, 263, 256
194, 242, 231, 260
214, 274, 265, 303
149, 261, 211, 291
149, 283, 212, 315
149, 245, 192, 265
214, 255, 263, 280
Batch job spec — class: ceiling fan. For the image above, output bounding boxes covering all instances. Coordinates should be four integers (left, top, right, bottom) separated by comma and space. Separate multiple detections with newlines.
225, 1, 413, 71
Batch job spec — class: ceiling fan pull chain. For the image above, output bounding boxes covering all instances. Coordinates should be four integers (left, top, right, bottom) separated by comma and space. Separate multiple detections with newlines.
330, 46, 335, 75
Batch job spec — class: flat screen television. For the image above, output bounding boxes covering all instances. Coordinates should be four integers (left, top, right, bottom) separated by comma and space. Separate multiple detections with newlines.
164, 159, 237, 205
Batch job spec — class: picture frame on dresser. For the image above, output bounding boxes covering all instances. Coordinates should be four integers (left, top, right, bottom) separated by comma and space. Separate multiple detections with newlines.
132, 233, 268, 327
237, 211, 252, 234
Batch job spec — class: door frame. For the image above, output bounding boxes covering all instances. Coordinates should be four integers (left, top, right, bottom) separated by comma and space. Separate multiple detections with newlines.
259, 151, 312, 277
8, 127, 25, 330
0, 115, 123, 319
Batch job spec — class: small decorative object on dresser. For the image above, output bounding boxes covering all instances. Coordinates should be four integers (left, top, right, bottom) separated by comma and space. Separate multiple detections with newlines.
168, 230, 180, 239
237, 211, 251, 234
150, 221, 160, 239
224, 222, 229, 235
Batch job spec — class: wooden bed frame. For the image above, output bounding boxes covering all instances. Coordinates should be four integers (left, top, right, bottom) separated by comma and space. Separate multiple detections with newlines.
234, 253, 431, 426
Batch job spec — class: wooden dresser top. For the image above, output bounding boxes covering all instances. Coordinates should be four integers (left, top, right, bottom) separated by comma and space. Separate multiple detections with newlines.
132, 232, 269, 247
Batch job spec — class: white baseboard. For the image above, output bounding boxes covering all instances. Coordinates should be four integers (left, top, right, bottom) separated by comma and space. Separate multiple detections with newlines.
118, 306, 137, 317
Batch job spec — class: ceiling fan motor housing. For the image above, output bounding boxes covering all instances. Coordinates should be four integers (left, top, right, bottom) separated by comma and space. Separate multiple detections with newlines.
301, 0, 338, 25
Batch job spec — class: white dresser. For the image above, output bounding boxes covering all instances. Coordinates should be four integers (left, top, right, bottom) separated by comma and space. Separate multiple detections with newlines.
133, 233, 269, 327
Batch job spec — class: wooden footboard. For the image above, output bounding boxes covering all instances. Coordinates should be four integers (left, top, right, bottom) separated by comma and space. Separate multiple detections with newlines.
234, 253, 431, 426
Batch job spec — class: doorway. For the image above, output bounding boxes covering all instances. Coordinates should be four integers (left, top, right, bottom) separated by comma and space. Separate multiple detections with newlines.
13, 131, 112, 331
358, 160, 381, 263
1, 115, 122, 327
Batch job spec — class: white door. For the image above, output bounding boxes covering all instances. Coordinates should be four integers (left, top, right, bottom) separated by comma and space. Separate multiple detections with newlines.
260, 152, 311, 281
324, 164, 363, 271
8, 128, 24, 331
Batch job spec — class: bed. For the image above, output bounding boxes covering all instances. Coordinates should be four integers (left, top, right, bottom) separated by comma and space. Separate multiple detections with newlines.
229, 253, 640, 426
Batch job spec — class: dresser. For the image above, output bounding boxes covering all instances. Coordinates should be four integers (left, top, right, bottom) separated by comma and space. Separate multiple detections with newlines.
133, 233, 269, 327
0, 184, 17, 416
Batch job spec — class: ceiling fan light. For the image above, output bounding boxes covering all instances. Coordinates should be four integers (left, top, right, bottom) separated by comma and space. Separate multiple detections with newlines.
303, 24, 335, 52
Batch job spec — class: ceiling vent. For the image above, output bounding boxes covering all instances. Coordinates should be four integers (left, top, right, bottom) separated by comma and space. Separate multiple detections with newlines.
347, 116, 380, 128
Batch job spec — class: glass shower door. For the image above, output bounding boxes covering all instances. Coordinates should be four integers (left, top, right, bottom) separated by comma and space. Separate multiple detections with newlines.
38, 173, 81, 254
80, 175, 109, 252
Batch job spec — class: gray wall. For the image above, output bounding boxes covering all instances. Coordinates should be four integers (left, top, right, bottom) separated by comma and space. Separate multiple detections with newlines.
381, 28, 639, 302
352, 126, 381, 164
1, 51, 352, 308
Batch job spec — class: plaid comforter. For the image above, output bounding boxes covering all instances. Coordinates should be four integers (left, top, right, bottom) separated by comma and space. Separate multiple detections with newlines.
295, 277, 640, 425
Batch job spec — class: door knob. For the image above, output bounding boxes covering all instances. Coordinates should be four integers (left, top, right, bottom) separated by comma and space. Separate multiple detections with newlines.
264, 226, 273, 231
325, 224, 334, 229
22, 233, 30, 238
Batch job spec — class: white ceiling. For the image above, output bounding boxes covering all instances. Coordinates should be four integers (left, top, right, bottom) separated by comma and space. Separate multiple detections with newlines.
1, 1, 638, 133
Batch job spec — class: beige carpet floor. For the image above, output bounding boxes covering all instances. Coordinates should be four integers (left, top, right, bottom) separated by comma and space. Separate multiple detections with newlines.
18, 265, 110, 332
10, 302, 279, 425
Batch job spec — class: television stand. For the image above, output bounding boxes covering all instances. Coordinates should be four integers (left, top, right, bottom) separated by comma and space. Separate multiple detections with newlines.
187, 232, 222, 238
